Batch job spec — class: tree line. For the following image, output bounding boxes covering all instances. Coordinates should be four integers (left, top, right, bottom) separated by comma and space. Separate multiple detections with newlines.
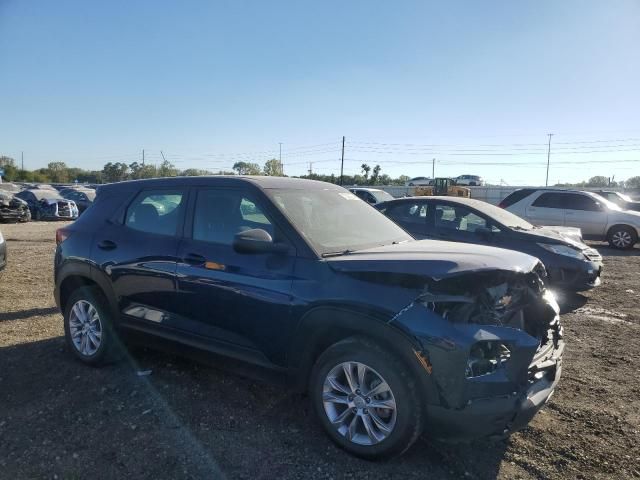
1, 154, 639, 188
0, 155, 408, 186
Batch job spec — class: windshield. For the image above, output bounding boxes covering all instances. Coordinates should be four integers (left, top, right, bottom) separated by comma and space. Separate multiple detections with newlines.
29, 189, 61, 200
470, 200, 535, 230
82, 190, 96, 200
616, 192, 633, 202
371, 190, 394, 202
591, 194, 622, 211
267, 188, 412, 255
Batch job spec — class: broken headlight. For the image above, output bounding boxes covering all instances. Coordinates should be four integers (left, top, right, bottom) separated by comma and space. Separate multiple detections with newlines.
465, 341, 511, 378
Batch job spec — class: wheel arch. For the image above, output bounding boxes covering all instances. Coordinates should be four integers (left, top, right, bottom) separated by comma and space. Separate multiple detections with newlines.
287, 305, 437, 399
58, 266, 119, 323
606, 223, 639, 240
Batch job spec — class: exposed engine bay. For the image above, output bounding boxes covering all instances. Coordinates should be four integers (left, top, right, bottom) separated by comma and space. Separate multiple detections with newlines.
420, 265, 553, 344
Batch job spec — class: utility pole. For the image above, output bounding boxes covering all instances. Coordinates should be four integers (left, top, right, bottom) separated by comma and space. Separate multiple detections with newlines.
160, 150, 166, 162
340, 136, 345, 185
432, 158, 435, 178
21, 151, 24, 171
142, 149, 145, 166
545, 134, 554, 187
308, 162, 313, 176
278, 142, 283, 175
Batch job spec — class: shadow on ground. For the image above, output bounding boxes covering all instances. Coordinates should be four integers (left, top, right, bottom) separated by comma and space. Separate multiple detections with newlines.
586, 241, 639, 257
0, 307, 59, 322
0, 337, 514, 480
555, 291, 588, 314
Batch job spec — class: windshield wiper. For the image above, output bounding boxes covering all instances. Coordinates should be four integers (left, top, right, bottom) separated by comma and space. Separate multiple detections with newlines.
321, 249, 356, 258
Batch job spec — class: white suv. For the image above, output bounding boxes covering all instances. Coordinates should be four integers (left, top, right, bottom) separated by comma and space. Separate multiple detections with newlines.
500, 189, 640, 249
455, 175, 484, 186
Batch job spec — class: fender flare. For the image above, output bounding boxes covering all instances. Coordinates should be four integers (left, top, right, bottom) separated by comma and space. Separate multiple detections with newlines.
287, 304, 439, 401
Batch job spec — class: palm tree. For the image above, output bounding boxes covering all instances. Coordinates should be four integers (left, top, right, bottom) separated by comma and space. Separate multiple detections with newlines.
361, 163, 371, 181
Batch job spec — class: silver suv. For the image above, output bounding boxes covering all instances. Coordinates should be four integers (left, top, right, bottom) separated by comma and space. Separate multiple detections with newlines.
500, 189, 640, 249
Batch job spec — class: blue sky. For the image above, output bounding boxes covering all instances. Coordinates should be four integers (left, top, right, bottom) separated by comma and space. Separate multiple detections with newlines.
1, 0, 639, 185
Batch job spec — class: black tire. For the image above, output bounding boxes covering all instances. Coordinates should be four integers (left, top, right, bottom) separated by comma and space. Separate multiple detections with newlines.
309, 337, 424, 459
607, 225, 637, 250
63, 286, 121, 366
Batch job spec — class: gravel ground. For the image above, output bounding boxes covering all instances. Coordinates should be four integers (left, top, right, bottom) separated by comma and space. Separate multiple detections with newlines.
1, 221, 639, 480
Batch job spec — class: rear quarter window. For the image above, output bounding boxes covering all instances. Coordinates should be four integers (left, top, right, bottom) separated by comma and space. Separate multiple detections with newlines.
500, 189, 536, 208
125, 190, 185, 236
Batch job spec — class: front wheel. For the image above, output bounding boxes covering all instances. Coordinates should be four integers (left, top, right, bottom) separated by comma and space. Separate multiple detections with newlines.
310, 337, 423, 459
608, 225, 637, 250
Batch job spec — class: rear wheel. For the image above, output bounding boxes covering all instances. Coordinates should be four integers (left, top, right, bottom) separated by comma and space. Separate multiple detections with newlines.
63, 286, 120, 365
310, 337, 423, 459
607, 225, 637, 249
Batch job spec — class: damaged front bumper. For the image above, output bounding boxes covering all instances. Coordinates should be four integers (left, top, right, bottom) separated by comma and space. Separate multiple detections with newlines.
424, 323, 563, 441
391, 270, 565, 441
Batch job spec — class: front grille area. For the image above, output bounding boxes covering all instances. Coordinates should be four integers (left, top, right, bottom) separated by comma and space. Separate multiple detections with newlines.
583, 248, 602, 262
57, 202, 72, 217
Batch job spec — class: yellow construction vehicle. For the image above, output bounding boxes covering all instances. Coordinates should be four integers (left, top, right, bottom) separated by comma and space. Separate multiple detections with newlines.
413, 178, 470, 197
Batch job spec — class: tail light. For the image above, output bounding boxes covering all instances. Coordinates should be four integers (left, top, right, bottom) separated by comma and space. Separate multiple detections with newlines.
56, 228, 71, 246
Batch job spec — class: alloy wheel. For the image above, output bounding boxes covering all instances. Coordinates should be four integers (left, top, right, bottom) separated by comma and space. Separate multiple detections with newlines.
68, 300, 103, 357
322, 361, 397, 446
612, 230, 632, 248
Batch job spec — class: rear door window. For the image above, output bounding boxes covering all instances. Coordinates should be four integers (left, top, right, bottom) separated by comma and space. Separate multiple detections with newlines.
531, 192, 566, 209
385, 202, 428, 225
125, 190, 185, 236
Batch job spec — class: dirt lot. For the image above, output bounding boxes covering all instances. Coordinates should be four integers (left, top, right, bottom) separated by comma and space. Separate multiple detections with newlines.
1, 221, 639, 480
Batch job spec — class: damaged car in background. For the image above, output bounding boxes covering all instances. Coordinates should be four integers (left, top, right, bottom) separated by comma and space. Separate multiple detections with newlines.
0, 191, 31, 222
54, 176, 563, 459
15, 188, 78, 221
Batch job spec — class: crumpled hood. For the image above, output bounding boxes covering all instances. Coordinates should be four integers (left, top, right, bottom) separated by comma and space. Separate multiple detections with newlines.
517, 226, 587, 249
326, 240, 540, 281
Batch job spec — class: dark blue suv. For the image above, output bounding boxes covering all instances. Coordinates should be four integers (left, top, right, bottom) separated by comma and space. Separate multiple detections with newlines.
54, 176, 563, 458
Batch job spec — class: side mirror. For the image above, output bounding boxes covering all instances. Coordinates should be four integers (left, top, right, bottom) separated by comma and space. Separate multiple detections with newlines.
233, 228, 289, 254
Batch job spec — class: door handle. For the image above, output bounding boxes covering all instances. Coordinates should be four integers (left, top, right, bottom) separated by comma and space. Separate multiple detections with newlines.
97, 240, 117, 250
184, 253, 206, 265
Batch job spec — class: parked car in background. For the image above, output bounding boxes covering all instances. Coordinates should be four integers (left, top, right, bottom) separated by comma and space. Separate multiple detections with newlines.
455, 175, 484, 186
0, 228, 6, 272
500, 188, 640, 249
376, 197, 602, 291
15, 188, 79, 220
54, 176, 562, 458
593, 191, 640, 212
348, 187, 394, 205
0, 191, 31, 222
0, 182, 22, 194
60, 188, 95, 214
404, 177, 433, 186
